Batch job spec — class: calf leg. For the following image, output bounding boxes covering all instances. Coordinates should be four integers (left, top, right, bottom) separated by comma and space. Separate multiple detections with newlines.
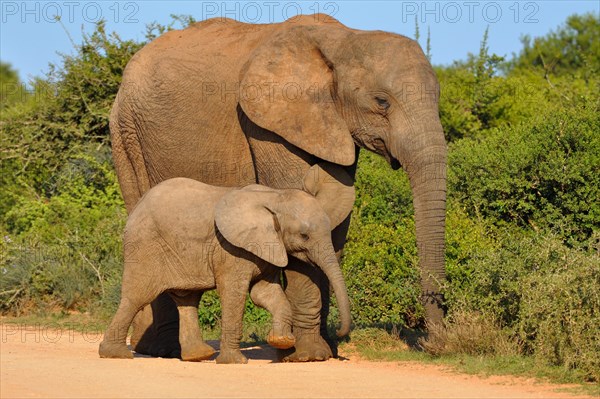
100, 284, 159, 359
216, 277, 251, 364
100, 298, 138, 358
170, 290, 216, 361
282, 259, 333, 362
249, 275, 295, 349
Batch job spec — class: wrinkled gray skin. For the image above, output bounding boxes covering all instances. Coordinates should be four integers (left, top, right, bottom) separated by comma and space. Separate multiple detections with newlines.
110, 14, 447, 361
99, 178, 351, 364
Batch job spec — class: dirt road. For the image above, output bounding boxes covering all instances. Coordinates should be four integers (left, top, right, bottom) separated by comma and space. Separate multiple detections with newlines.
0, 323, 591, 398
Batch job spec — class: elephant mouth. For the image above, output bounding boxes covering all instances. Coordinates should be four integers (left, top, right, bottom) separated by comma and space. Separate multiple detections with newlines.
383, 150, 401, 170
389, 156, 401, 170
372, 138, 402, 170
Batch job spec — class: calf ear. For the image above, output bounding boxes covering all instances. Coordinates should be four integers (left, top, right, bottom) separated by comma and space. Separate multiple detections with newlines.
215, 189, 288, 267
239, 26, 355, 166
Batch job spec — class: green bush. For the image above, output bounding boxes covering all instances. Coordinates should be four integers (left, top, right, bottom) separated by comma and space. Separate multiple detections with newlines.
0, 19, 140, 316
449, 98, 600, 246
1, 62, 27, 107
1, 28, 140, 184
345, 154, 501, 328
1, 147, 125, 315
446, 231, 600, 381
343, 218, 422, 326
517, 235, 600, 382
508, 13, 600, 78
437, 28, 508, 141
197, 290, 270, 332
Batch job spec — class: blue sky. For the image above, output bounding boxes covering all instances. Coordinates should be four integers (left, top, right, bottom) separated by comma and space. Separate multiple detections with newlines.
1, 1, 598, 83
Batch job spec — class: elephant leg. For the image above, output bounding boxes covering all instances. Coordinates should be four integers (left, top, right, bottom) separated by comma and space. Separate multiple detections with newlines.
169, 290, 216, 362
281, 215, 352, 362
109, 108, 150, 214
100, 293, 152, 359
215, 276, 251, 364
249, 275, 295, 349
131, 292, 181, 358
281, 257, 332, 362
113, 113, 183, 359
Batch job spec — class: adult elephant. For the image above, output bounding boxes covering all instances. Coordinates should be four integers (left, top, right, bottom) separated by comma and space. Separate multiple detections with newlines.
110, 14, 447, 361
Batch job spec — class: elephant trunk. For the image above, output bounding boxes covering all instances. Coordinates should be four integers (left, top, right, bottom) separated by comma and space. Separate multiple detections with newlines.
391, 114, 447, 326
313, 246, 352, 337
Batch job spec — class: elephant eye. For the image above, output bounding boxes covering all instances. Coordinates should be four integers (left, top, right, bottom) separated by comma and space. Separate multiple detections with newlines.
300, 233, 309, 241
374, 96, 390, 111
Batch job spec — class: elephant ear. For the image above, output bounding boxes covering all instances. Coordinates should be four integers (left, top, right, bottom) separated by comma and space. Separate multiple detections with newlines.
239, 26, 355, 166
303, 163, 355, 229
215, 186, 288, 267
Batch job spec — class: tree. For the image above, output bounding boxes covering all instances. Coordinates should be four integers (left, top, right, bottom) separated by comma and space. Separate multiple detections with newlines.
508, 13, 600, 77
0, 62, 26, 107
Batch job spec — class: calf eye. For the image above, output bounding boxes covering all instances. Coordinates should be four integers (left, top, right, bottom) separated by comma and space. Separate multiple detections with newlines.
300, 233, 309, 241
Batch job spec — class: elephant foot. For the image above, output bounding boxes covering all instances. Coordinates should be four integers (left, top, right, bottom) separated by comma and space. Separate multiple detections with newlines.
131, 318, 181, 358
216, 349, 248, 364
267, 330, 296, 350
131, 293, 181, 358
280, 331, 332, 362
99, 340, 133, 359
133, 335, 181, 359
181, 340, 216, 362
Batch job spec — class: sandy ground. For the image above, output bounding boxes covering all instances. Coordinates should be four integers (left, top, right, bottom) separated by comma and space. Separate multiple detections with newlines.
0, 323, 592, 399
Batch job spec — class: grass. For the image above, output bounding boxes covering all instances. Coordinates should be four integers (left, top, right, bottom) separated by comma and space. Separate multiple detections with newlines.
340, 326, 600, 398
1, 312, 109, 334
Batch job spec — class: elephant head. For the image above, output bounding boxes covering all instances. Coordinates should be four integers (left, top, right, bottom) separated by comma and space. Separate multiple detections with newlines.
239, 15, 447, 324
214, 185, 352, 337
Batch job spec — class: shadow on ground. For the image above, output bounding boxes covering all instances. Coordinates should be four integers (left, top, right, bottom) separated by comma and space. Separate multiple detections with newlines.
130, 340, 280, 362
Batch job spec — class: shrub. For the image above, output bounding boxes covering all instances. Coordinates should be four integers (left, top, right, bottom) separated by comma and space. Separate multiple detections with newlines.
443, 205, 498, 308
419, 311, 520, 357
449, 98, 600, 246
437, 28, 507, 141
1, 147, 126, 315
1, 23, 141, 187
508, 13, 600, 78
343, 218, 422, 326
346, 154, 501, 328
197, 290, 270, 332
447, 230, 600, 381
1, 62, 27, 107
352, 151, 414, 223
517, 235, 600, 381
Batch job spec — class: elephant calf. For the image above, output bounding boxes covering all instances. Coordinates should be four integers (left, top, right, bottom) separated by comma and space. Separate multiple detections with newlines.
99, 178, 351, 364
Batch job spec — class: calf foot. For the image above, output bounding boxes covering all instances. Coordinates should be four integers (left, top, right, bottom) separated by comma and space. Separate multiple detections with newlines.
281, 331, 332, 362
267, 330, 296, 349
181, 340, 216, 362
216, 349, 248, 364
99, 340, 133, 359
